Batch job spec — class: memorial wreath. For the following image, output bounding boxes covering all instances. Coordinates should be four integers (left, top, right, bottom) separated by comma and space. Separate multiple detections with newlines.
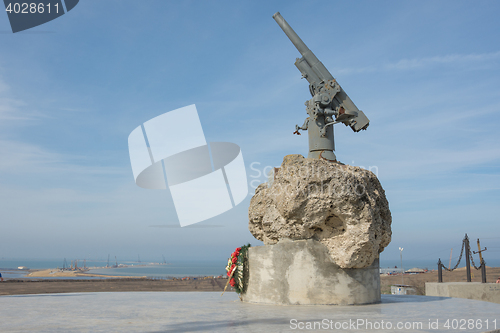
222, 244, 251, 295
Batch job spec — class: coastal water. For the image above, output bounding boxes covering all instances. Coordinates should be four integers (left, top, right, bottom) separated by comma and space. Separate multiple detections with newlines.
0, 258, 225, 279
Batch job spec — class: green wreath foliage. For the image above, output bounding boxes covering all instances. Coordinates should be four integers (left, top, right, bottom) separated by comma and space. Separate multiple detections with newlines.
225, 243, 251, 294
234, 244, 250, 294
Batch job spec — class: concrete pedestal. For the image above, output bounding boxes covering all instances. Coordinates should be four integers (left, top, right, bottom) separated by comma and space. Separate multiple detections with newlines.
241, 239, 380, 305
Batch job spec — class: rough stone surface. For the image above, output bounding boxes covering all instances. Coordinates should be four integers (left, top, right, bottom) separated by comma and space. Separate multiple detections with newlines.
241, 239, 381, 305
249, 154, 392, 269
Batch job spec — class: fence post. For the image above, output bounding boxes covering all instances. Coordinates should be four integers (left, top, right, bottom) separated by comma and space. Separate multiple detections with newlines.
438, 258, 443, 283
481, 259, 486, 283
464, 234, 471, 282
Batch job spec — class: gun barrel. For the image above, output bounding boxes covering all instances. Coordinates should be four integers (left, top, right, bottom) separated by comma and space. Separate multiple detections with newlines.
272, 12, 311, 58
273, 12, 333, 81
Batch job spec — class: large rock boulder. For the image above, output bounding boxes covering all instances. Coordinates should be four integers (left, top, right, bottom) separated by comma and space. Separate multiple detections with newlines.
248, 154, 392, 269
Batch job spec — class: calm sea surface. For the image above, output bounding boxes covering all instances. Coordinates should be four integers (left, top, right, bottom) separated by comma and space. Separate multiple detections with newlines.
0, 259, 225, 279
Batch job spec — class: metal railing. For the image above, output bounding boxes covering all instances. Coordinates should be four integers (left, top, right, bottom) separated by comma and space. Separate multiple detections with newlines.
437, 234, 486, 283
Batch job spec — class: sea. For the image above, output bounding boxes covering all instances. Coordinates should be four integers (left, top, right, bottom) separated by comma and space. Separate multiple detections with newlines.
1, 257, 498, 280
0, 259, 226, 280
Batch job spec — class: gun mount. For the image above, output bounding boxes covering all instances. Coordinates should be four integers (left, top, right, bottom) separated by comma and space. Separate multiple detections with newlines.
273, 12, 369, 161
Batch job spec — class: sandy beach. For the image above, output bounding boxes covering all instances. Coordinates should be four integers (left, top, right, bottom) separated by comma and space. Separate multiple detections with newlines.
26, 268, 144, 279
0, 277, 228, 296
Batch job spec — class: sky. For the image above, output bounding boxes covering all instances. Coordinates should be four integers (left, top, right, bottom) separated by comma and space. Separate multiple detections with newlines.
0, 0, 499, 267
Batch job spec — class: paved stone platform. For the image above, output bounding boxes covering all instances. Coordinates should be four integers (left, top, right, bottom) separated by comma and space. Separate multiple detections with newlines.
1, 292, 499, 332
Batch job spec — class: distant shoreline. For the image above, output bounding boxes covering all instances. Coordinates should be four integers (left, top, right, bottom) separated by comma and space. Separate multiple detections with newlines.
25, 268, 144, 279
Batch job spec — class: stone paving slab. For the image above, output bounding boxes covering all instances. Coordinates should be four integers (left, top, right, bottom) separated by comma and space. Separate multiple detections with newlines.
0, 292, 499, 332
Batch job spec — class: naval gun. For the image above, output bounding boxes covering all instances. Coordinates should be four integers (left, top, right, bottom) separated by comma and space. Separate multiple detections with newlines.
273, 12, 369, 161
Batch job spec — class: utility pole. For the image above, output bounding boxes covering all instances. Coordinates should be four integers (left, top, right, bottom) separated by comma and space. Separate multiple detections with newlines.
448, 248, 453, 269
473, 239, 487, 263
474, 238, 487, 283
399, 247, 404, 285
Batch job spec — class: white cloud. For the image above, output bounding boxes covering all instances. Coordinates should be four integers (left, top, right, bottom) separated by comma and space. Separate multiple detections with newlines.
0, 76, 46, 122
0, 97, 31, 121
389, 173, 500, 202
0, 140, 126, 176
0, 140, 62, 172
387, 51, 500, 70
0, 77, 8, 93
336, 51, 500, 75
